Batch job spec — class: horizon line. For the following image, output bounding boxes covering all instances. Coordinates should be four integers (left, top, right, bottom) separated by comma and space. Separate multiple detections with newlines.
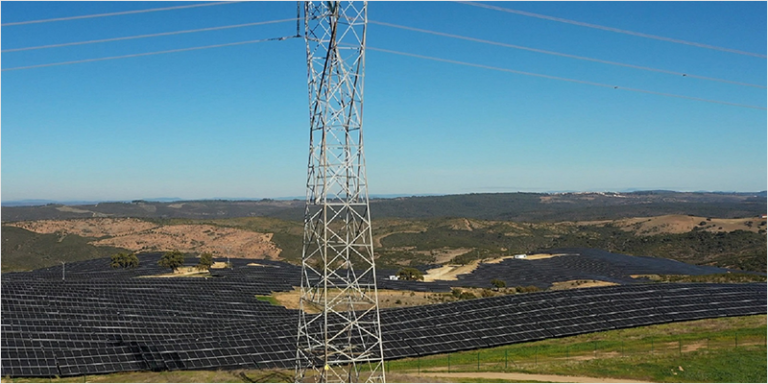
3, 189, 766, 207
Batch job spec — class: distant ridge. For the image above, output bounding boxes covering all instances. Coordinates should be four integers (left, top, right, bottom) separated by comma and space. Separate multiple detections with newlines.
2, 191, 765, 222
0, 199, 110, 207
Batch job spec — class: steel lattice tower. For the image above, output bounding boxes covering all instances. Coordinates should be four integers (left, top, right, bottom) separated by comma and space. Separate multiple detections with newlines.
295, 1, 385, 383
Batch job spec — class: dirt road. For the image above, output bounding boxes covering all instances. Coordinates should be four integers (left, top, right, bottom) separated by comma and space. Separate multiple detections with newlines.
412, 371, 654, 383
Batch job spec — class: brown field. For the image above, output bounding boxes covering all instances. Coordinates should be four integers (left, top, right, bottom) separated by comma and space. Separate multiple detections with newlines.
273, 289, 445, 311
577, 214, 764, 236
6, 218, 159, 238
6, 219, 281, 260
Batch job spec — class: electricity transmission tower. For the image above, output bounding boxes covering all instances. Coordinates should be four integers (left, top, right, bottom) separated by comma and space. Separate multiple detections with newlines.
295, 1, 385, 383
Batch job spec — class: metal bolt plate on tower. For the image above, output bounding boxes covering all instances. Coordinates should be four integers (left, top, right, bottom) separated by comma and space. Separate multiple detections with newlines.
295, 1, 385, 383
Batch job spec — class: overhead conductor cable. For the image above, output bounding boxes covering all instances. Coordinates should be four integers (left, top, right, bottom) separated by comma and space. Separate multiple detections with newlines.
457, 1, 767, 59
2, 35, 298, 72
369, 20, 765, 89
2, 18, 299, 53
2, 1, 244, 27
368, 47, 767, 111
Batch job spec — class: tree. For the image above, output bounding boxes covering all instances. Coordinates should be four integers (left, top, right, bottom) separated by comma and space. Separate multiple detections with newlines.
490, 278, 506, 290
397, 267, 424, 281
158, 250, 185, 272
197, 252, 214, 270
111, 252, 139, 269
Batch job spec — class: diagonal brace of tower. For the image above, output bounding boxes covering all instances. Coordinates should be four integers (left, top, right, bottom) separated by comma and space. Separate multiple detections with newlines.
295, 1, 385, 383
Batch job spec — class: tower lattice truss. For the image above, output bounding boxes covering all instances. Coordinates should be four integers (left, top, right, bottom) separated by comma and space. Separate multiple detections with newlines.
295, 1, 385, 383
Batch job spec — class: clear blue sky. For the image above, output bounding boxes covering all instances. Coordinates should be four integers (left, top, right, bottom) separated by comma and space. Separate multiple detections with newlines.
2, 1, 766, 202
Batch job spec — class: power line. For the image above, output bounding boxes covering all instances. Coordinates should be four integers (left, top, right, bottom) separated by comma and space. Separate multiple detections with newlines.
2, 18, 299, 53
2, 36, 298, 72
370, 20, 765, 89
457, 1, 767, 59
368, 47, 766, 111
1, 1, 243, 27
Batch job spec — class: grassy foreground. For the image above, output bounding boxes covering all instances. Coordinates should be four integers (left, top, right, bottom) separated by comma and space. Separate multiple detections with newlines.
387, 315, 767, 383
3, 316, 765, 383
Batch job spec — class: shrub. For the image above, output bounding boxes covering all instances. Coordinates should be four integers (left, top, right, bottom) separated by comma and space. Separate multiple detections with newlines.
397, 267, 424, 281
490, 278, 506, 289
515, 285, 541, 293
459, 291, 476, 300
110, 252, 139, 269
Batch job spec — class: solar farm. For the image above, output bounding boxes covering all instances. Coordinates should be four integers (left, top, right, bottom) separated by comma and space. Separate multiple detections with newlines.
1, 250, 766, 378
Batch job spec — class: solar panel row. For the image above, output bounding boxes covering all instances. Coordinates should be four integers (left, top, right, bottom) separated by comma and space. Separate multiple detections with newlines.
454, 248, 743, 289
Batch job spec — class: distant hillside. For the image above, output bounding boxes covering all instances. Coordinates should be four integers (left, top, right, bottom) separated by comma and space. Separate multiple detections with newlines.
1, 226, 129, 272
369, 192, 767, 221
0, 199, 304, 222
2, 191, 765, 222
4, 213, 765, 274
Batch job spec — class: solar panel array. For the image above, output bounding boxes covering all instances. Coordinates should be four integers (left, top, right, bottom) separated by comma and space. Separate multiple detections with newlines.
454, 248, 741, 289
2, 266, 764, 378
2, 253, 190, 281
4, 248, 749, 292
379, 283, 765, 359
1, 278, 298, 377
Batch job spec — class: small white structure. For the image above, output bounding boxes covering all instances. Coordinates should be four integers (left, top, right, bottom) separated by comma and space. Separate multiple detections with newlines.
388, 275, 399, 281
514, 254, 527, 259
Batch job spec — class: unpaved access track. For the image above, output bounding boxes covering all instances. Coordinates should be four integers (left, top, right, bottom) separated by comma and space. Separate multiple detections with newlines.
413, 371, 654, 383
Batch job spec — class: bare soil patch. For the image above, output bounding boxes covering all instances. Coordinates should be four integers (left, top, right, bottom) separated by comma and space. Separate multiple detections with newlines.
93, 224, 280, 259
423, 261, 481, 281
272, 288, 444, 310
272, 289, 303, 310
144, 266, 210, 278
373, 229, 424, 248
525, 252, 572, 260
550, 279, 619, 290
423, 253, 574, 281
484, 253, 572, 264
447, 218, 473, 231
581, 214, 764, 236
55, 205, 108, 216
414, 248, 473, 264
7, 218, 158, 237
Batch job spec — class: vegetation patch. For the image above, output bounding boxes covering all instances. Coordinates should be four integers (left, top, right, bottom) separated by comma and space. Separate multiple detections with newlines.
255, 295, 281, 306
638, 273, 766, 283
